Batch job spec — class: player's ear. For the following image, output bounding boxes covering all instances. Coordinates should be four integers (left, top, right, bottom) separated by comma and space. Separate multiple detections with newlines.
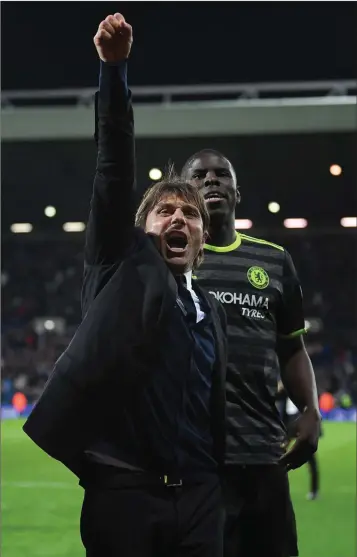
236, 188, 241, 205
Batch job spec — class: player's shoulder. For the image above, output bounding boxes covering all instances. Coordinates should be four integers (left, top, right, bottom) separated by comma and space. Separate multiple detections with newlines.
240, 234, 299, 275
202, 231, 291, 266
239, 233, 285, 253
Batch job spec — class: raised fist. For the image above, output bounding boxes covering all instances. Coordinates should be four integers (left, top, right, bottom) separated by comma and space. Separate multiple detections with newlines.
94, 13, 133, 63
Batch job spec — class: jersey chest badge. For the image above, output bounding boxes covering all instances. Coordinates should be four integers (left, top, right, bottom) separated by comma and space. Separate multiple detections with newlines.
247, 266, 269, 290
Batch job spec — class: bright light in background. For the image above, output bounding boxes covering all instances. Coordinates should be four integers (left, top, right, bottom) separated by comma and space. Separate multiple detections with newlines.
149, 168, 162, 181
63, 222, 86, 232
10, 223, 33, 233
44, 205, 56, 218
268, 202, 280, 214
44, 320, 55, 331
340, 217, 357, 228
330, 164, 342, 176
235, 219, 253, 229
283, 218, 308, 229
304, 318, 323, 333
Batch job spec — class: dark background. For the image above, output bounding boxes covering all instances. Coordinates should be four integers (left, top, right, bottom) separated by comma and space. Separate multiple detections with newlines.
2, 2, 355, 231
1, 2, 356, 335
2, 2, 356, 90
2, 132, 356, 232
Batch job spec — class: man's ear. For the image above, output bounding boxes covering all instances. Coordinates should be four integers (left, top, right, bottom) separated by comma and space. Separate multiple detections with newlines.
236, 189, 241, 205
202, 231, 209, 245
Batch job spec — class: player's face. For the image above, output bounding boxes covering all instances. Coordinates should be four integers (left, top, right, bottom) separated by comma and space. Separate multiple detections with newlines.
186, 154, 238, 218
145, 194, 206, 274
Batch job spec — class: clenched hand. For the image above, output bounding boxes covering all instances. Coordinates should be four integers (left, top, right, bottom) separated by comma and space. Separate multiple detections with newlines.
280, 407, 321, 471
94, 12, 133, 63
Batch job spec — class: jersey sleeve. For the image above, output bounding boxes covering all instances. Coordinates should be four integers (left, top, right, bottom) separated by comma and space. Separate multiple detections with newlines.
276, 250, 307, 338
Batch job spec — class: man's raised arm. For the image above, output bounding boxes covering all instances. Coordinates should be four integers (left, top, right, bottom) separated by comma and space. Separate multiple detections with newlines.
85, 13, 135, 266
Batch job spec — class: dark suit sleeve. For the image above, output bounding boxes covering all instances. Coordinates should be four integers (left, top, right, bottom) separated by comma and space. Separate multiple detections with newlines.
94, 91, 99, 146
85, 60, 136, 267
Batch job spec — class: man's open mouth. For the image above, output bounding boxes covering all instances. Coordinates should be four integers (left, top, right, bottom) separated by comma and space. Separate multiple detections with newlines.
165, 231, 188, 253
204, 191, 225, 203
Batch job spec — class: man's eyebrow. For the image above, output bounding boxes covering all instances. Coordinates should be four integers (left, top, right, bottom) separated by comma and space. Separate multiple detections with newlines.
183, 204, 200, 212
155, 200, 171, 207
191, 167, 231, 173
156, 201, 199, 212
156, 201, 176, 209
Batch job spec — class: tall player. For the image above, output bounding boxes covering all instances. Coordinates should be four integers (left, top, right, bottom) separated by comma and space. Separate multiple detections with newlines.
182, 149, 321, 557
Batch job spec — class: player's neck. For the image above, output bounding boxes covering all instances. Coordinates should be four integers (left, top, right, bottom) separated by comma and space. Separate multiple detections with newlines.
207, 216, 237, 247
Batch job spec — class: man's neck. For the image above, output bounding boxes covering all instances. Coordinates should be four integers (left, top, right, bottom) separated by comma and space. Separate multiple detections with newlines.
207, 216, 237, 247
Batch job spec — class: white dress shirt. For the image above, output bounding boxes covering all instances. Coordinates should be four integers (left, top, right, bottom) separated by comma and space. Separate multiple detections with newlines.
184, 271, 205, 323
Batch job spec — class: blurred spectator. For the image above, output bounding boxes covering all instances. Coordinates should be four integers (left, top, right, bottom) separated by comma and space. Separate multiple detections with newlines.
1, 235, 356, 404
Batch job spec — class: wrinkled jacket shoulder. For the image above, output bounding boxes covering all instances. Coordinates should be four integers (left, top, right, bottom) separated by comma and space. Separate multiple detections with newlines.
66, 228, 176, 388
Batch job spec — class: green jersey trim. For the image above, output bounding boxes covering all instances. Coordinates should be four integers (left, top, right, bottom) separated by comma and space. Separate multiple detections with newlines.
279, 328, 307, 339
204, 231, 285, 253
204, 231, 241, 253
240, 234, 285, 252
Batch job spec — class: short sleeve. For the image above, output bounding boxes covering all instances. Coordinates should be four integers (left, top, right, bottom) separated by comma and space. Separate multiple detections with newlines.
276, 250, 307, 338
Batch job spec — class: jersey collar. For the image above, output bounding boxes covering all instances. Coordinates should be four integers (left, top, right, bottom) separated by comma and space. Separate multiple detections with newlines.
204, 231, 241, 253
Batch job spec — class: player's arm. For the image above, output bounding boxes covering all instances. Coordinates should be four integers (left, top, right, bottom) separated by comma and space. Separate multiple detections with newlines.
85, 13, 135, 267
278, 336, 319, 415
276, 251, 319, 413
276, 251, 321, 469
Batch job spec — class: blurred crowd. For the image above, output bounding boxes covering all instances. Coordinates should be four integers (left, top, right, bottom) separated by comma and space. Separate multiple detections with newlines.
2, 234, 357, 405
2, 240, 83, 326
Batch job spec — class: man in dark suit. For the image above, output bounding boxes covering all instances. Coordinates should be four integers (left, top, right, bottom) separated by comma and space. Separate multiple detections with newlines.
23, 12, 227, 557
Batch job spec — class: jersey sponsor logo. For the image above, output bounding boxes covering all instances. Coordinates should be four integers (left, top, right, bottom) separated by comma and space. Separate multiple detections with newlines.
247, 266, 269, 290
241, 308, 265, 319
209, 291, 269, 309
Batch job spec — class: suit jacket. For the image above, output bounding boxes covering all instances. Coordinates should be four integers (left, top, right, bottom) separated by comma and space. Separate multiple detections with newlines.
23, 62, 227, 477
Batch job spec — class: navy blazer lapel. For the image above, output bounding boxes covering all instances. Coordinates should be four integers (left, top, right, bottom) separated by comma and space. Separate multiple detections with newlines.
130, 231, 178, 327
194, 282, 227, 467
194, 283, 227, 380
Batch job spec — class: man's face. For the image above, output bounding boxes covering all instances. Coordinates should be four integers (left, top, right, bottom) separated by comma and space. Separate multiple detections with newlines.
186, 153, 238, 218
145, 194, 206, 274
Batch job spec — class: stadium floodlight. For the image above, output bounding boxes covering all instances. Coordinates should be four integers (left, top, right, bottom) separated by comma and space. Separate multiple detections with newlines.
340, 217, 357, 228
268, 202, 280, 214
10, 223, 33, 233
44, 320, 55, 331
330, 164, 342, 176
235, 219, 253, 229
283, 218, 308, 229
63, 222, 86, 232
149, 168, 162, 181
44, 206, 56, 218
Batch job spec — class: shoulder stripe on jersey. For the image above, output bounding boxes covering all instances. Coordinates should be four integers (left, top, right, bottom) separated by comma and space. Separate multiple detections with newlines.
204, 231, 241, 253
240, 234, 284, 252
